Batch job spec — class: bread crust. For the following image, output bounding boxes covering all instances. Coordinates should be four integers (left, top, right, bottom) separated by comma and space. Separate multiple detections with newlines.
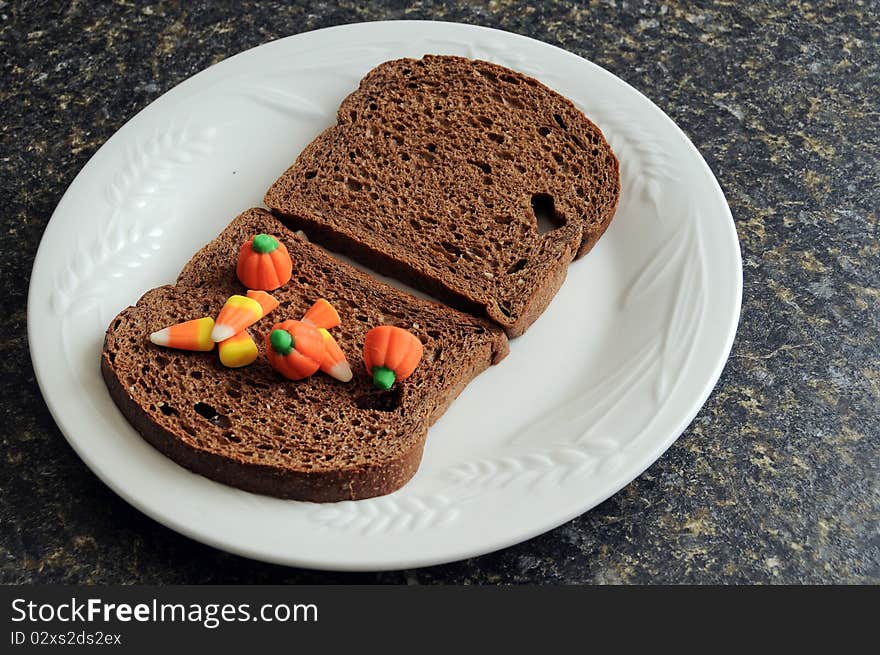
101, 351, 425, 501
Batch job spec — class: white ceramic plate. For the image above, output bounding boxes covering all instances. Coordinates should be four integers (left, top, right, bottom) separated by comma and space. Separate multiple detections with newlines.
28, 21, 741, 570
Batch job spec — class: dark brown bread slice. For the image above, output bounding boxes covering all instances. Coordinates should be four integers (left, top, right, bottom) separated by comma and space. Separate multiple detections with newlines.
265, 55, 620, 337
101, 208, 508, 501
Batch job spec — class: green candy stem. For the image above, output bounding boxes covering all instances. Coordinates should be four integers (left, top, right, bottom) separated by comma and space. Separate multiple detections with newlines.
251, 233, 279, 254
269, 329, 294, 355
372, 366, 397, 390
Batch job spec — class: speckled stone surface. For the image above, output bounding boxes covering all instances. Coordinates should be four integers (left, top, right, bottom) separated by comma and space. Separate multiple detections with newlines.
2, 1, 877, 584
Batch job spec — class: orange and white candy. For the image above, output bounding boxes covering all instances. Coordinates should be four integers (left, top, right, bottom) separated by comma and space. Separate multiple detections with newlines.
317, 328, 353, 382
302, 298, 351, 382
211, 291, 278, 342
149, 317, 215, 351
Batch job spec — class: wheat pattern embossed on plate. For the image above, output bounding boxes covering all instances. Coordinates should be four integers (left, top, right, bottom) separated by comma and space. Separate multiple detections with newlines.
50, 124, 216, 318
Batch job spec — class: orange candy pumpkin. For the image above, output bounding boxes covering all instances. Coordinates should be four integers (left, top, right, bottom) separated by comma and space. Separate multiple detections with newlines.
265, 320, 325, 381
236, 234, 292, 291
363, 326, 423, 390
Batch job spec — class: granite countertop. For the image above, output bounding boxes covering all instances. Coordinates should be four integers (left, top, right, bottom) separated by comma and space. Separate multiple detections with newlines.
1, 1, 877, 584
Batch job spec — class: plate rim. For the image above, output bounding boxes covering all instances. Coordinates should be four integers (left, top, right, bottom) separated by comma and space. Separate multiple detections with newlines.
27, 19, 743, 571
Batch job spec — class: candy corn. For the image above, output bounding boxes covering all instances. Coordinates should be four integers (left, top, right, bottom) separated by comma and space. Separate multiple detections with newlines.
246, 289, 279, 317
302, 298, 341, 330
150, 317, 215, 351
212, 294, 265, 342
318, 328, 353, 382
218, 331, 258, 368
